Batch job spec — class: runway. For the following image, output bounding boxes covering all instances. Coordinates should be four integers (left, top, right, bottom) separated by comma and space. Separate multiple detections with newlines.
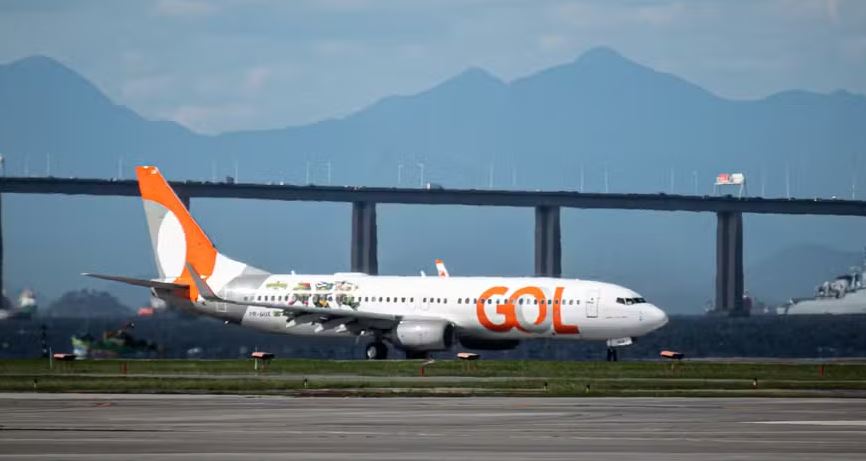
1, 394, 864, 460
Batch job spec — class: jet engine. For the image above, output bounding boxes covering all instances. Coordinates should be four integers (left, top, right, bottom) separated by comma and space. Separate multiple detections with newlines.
391, 319, 454, 351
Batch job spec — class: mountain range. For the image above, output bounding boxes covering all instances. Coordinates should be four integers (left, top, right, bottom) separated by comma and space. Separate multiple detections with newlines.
2, 47, 865, 313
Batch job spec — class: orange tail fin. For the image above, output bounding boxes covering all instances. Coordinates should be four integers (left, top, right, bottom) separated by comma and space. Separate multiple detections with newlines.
136, 166, 217, 285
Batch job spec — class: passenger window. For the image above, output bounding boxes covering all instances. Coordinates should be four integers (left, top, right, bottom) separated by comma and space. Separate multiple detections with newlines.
457, 298, 462, 304
487, 299, 492, 304
378, 297, 383, 302
423, 297, 427, 302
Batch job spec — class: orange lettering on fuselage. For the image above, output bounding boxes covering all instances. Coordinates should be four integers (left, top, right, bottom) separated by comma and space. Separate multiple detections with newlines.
552, 286, 579, 334
475, 285, 579, 334
476, 286, 515, 332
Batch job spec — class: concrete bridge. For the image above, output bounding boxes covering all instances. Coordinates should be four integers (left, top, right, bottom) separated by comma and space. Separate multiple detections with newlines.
4, 176, 866, 315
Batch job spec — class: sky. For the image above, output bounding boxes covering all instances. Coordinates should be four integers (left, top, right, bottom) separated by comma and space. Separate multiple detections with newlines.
0, 0, 864, 134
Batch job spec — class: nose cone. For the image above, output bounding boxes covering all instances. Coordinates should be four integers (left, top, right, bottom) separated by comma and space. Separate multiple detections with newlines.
646, 305, 669, 330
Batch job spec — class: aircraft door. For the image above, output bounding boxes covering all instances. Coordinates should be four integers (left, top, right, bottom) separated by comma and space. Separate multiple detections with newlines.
586, 289, 599, 318
415, 296, 430, 312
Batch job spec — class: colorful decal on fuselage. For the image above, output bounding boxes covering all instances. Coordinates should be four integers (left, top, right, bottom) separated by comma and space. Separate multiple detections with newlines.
265, 281, 288, 290
335, 281, 358, 292
476, 285, 579, 335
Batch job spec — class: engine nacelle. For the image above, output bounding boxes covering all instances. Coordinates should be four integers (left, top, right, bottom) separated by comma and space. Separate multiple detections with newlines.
391, 319, 454, 351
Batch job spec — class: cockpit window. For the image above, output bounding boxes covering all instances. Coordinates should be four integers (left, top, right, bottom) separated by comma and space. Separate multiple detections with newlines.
616, 297, 647, 305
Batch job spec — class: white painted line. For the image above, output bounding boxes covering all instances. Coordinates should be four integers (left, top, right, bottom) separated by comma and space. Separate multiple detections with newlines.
750, 420, 866, 426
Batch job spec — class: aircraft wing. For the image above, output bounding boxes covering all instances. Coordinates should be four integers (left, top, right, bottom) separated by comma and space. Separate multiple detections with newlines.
83, 273, 189, 290
185, 264, 399, 324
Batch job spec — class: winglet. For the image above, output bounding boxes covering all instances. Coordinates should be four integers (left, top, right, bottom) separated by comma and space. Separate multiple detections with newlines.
185, 263, 219, 301
435, 259, 449, 277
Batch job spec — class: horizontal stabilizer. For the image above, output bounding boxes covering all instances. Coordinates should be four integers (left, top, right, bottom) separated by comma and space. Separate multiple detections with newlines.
83, 273, 189, 290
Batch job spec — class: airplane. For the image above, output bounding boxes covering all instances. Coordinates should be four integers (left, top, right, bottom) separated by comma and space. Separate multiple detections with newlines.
86, 166, 668, 360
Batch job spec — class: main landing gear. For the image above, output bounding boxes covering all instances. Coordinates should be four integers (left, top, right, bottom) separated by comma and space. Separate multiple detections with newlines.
365, 341, 388, 360
606, 347, 619, 362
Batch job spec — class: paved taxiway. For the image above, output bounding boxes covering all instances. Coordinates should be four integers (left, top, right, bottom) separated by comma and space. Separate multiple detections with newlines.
1, 394, 864, 460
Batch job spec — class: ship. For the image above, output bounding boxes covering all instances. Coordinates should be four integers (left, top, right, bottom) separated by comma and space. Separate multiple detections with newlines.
0, 289, 38, 320
778, 250, 866, 315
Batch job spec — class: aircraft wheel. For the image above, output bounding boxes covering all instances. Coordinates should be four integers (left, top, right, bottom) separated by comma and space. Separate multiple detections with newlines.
366, 342, 388, 360
404, 350, 429, 360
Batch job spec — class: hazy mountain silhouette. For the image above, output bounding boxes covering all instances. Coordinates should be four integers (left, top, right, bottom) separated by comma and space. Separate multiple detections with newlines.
2, 48, 865, 313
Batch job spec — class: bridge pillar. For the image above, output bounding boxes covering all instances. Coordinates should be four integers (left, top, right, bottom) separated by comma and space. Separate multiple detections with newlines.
534, 205, 562, 277
715, 211, 745, 315
351, 201, 378, 275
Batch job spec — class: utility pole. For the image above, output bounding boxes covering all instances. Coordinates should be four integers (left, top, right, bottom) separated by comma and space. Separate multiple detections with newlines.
417, 162, 425, 187
46, 154, 51, 177
326, 161, 332, 185
488, 163, 494, 189
785, 163, 791, 199
397, 163, 403, 186
579, 164, 585, 193
603, 165, 609, 193
305, 161, 311, 184
669, 168, 675, 194
692, 170, 698, 195
760, 169, 766, 197
234, 160, 239, 183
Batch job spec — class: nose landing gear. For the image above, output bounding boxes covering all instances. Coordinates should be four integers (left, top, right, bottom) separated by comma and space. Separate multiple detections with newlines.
606, 347, 618, 362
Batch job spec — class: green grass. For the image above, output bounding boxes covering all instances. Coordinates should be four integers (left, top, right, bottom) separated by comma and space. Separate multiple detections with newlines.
2, 358, 864, 379
1, 358, 864, 397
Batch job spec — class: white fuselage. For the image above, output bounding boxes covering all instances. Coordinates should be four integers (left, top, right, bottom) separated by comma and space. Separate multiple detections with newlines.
183, 273, 668, 342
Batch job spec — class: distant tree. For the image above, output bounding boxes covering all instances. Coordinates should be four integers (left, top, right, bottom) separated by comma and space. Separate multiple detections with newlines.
46, 289, 133, 318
